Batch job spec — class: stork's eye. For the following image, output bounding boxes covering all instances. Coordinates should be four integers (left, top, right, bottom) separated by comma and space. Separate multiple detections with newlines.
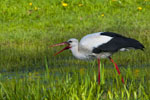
68, 41, 72, 43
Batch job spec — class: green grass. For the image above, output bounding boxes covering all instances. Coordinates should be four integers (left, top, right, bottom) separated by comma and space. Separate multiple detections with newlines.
0, 0, 150, 99
0, 64, 150, 99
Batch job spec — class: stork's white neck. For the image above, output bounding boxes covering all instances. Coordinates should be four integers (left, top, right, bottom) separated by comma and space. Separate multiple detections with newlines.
70, 45, 86, 59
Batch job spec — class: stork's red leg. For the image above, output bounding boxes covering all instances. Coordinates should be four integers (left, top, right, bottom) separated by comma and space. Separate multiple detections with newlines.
109, 57, 125, 84
98, 58, 100, 85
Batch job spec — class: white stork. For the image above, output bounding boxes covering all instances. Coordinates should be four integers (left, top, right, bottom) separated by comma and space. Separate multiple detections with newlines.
51, 32, 144, 84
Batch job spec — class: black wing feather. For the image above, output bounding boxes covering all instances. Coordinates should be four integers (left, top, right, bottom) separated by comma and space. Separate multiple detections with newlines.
93, 32, 144, 54
101, 32, 124, 37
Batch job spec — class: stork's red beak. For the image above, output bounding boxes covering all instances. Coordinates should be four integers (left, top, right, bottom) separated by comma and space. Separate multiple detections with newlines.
50, 42, 70, 56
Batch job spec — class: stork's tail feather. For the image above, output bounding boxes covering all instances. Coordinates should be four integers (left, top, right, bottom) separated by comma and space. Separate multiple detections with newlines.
138, 43, 144, 51
128, 38, 144, 50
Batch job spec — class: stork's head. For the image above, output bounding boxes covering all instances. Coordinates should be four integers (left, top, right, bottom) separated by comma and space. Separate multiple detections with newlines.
67, 38, 78, 48
50, 38, 78, 56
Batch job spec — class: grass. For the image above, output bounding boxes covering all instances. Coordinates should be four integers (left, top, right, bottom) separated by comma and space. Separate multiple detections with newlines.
0, 64, 150, 99
0, 0, 150, 99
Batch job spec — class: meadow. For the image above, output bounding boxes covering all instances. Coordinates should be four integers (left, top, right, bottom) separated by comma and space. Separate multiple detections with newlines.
0, 0, 150, 99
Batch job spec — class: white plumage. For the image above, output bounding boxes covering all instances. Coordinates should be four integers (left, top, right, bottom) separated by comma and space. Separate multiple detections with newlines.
80, 32, 113, 52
